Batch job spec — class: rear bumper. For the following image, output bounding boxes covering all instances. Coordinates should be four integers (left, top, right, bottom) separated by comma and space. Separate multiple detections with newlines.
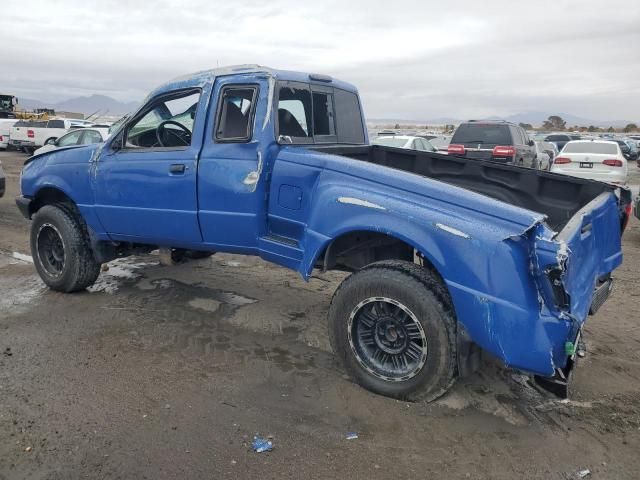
550, 166, 628, 185
11, 139, 35, 148
15, 195, 31, 219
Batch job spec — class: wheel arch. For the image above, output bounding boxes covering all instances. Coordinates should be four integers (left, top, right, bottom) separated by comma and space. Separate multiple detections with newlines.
30, 186, 76, 217
305, 226, 450, 289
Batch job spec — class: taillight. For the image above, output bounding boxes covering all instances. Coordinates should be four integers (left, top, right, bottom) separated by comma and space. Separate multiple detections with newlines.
27, 129, 34, 138
603, 159, 623, 167
448, 144, 466, 155
492, 145, 516, 157
0, 135, 3, 141
554, 157, 571, 164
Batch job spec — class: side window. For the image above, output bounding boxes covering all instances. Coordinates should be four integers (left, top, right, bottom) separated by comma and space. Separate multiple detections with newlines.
47, 120, 65, 129
57, 130, 84, 147
81, 130, 103, 144
215, 86, 258, 142
277, 85, 312, 140
124, 89, 201, 149
276, 83, 365, 145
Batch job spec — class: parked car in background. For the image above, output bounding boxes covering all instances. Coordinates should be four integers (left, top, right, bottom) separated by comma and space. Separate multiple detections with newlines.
551, 140, 628, 185
372, 135, 438, 152
0, 118, 18, 150
544, 133, 578, 151
533, 141, 551, 170
606, 138, 638, 161
32, 127, 110, 156
448, 120, 537, 167
10, 118, 93, 153
627, 135, 640, 148
423, 134, 451, 152
538, 140, 559, 161
622, 138, 638, 161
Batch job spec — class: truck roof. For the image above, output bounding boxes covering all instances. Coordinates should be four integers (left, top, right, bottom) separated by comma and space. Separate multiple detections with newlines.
147, 64, 358, 101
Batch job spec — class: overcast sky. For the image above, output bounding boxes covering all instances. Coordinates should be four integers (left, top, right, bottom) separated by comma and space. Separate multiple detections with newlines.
2, 0, 639, 121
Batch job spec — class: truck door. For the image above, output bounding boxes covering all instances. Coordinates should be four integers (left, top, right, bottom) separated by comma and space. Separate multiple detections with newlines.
196, 76, 270, 251
94, 87, 208, 245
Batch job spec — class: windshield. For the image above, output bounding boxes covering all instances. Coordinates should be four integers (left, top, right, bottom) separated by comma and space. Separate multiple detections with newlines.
451, 124, 511, 145
562, 142, 618, 154
372, 136, 409, 148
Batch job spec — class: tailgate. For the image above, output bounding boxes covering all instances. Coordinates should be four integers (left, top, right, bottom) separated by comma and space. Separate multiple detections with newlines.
534, 192, 623, 323
11, 127, 28, 141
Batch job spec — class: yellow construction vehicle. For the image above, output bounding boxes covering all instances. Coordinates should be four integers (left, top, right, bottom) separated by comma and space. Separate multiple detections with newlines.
0, 93, 54, 120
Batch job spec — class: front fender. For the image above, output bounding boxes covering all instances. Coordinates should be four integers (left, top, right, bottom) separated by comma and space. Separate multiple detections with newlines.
19, 145, 107, 237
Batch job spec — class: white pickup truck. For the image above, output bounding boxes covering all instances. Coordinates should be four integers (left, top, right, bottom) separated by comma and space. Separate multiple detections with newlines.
10, 118, 93, 153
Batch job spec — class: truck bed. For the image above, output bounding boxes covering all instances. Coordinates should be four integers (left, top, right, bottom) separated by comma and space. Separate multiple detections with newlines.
313, 145, 621, 231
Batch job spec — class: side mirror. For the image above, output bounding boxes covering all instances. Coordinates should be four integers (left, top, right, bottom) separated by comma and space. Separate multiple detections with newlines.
45, 138, 57, 146
528, 140, 535, 146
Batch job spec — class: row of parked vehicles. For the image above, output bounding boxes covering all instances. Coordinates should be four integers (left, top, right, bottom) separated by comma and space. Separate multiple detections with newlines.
373, 120, 639, 185
0, 117, 113, 155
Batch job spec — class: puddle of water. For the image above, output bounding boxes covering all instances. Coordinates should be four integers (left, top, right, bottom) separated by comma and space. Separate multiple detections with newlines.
188, 297, 221, 313
88, 257, 155, 294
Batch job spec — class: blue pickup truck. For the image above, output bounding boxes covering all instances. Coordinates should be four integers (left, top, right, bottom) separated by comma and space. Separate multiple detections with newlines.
16, 65, 632, 400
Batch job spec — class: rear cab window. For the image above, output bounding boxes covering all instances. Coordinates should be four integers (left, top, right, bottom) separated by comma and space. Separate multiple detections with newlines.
47, 120, 65, 129
276, 81, 365, 145
451, 123, 512, 146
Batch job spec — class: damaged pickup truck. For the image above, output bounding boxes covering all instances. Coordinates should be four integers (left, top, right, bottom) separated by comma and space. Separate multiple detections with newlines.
16, 65, 632, 400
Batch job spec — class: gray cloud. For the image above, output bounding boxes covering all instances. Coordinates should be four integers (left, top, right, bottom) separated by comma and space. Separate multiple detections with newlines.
1, 0, 638, 121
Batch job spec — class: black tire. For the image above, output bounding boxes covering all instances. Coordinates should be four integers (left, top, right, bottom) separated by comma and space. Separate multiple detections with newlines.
328, 260, 457, 402
30, 204, 101, 292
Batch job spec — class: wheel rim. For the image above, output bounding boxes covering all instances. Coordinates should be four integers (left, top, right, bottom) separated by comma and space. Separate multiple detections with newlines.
36, 223, 65, 277
348, 297, 428, 382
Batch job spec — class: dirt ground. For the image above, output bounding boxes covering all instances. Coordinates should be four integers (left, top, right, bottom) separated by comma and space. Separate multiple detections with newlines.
1, 149, 639, 480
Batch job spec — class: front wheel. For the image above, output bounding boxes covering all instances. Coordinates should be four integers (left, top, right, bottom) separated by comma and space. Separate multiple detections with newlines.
328, 260, 457, 402
30, 204, 101, 292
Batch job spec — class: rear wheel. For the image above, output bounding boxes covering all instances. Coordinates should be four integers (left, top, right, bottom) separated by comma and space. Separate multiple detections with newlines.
30, 204, 101, 292
328, 260, 457, 402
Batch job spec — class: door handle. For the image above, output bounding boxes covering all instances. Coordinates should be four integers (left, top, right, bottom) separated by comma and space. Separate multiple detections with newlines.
169, 164, 186, 174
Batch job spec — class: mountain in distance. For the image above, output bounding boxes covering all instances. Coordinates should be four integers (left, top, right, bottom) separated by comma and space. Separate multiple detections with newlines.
16, 94, 140, 117
368, 111, 636, 128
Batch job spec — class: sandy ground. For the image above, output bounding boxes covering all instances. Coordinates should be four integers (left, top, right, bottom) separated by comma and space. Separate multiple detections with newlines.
1, 150, 640, 479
